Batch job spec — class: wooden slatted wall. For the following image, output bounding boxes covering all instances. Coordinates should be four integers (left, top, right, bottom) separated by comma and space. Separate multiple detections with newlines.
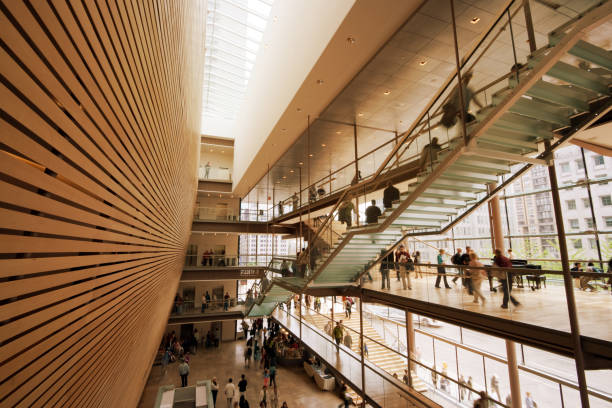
0, 0, 204, 406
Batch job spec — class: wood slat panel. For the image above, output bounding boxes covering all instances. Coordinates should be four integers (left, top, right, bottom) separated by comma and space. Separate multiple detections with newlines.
0, 0, 204, 406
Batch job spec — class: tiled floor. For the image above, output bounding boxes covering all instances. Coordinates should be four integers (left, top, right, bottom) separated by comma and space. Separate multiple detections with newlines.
137, 339, 343, 408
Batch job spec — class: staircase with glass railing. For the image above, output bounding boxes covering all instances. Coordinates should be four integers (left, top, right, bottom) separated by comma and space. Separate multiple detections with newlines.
247, 0, 612, 316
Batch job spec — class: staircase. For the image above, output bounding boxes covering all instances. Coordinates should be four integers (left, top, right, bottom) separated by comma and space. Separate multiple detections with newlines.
302, 307, 428, 393
247, 1, 612, 316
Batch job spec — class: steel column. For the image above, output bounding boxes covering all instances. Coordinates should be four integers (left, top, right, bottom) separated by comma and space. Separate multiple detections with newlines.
489, 182, 522, 408
359, 293, 366, 406
547, 143, 590, 408
405, 310, 414, 387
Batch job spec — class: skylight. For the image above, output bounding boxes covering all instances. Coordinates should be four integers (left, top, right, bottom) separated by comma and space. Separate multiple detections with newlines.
201, 0, 274, 135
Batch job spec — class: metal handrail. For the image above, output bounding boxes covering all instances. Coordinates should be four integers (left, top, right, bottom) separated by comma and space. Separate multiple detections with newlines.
361, 306, 612, 403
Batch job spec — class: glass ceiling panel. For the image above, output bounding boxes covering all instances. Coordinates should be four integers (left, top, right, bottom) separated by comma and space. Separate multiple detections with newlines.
202, 0, 274, 127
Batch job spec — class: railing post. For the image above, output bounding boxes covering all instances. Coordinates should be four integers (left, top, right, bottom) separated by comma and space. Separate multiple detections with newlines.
359, 291, 366, 406
546, 142, 590, 408
353, 122, 360, 226
489, 182, 522, 408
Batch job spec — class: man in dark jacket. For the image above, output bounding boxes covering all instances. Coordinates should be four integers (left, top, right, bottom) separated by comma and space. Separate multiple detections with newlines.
383, 183, 400, 209
451, 248, 463, 285
380, 249, 393, 289
365, 200, 382, 224
493, 249, 520, 309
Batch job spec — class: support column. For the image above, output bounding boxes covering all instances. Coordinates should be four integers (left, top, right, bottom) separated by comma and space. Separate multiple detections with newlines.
405, 310, 415, 387
488, 183, 521, 408
522, 0, 537, 53
359, 293, 366, 406
299, 293, 303, 340
546, 145, 590, 408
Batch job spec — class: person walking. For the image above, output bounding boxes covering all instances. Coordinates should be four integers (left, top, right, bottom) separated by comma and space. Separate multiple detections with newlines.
338, 197, 355, 228
225, 378, 236, 407
238, 374, 248, 398
365, 200, 381, 224
224, 292, 230, 311
343, 331, 353, 349
383, 182, 400, 209
161, 349, 170, 376
394, 246, 402, 281
205, 161, 211, 178
438, 70, 482, 129
333, 322, 344, 352
473, 391, 490, 408
344, 297, 352, 319
413, 251, 423, 278
178, 358, 189, 387
292, 192, 298, 212
245, 343, 253, 368
469, 253, 486, 305
239, 395, 250, 408
493, 249, 520, 309
259, 385, 268, 408
451, 248, 463, 285
435, 249, 451, 288
211, 377, 219, 406
419, 137, 442, 171
490, 374, 502, 402
398, 247, 412, 290
462, 246, 473, 295
380, 248, 393, 290
337, 384, 352, 408
269, 364, 277, 388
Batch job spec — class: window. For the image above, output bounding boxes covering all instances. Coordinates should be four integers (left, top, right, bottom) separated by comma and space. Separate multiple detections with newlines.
566, 199, 576, 210
593, 155, 605, 166
589, 239, 597, 249
585, 218, 594, 229
575, 159, 584, 170
605, 217, 612, 227
601, 195, 612, 206
572, 239, 583, 249
539, 225, 554, 233
582, 198, 590, 209
560, 162, 570, 173
569, 219, 579, 229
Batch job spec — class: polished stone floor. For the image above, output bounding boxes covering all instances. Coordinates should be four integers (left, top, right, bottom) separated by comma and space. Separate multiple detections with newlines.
137, 338, 343, 408
361, 270, 612, 342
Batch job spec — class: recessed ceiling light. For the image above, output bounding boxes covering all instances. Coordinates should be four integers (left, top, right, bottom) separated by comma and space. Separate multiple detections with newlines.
335, 131, 342, 135
346, 36, 356, 45
308, 154, 313, 157
282, 176, 287, 179
298, 162, 303, 165
383, 90, 391, 95
207, 193, 210, 197
419, 60, 428, 66
317, 79, 324, 85
358, 112, 364, 117
276, 181, 281, 184
281, 128, 287, 132
470, 17, 481, 24
321, 144, 326, 147
290, 169, 294, 173
297, 108, 302, 112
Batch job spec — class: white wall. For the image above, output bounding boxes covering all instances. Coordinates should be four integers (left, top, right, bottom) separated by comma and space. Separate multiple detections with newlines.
232, 0, 355, 188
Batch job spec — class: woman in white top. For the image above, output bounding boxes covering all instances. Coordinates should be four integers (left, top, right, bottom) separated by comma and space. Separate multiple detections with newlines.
468, 252, 487, 304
